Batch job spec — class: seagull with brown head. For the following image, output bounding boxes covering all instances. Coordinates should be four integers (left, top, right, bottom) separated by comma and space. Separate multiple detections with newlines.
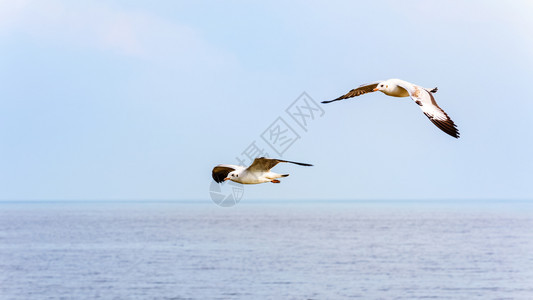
322, 78, 459, 138
212, 157, 313, 184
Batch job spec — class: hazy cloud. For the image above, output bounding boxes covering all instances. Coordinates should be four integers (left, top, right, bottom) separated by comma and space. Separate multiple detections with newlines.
0, 0, 231, 67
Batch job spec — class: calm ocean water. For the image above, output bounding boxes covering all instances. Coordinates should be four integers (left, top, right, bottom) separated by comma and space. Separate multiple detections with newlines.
1, 200, 532, 299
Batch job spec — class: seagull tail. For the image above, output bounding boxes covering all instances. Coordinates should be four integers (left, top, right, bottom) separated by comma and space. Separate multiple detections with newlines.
281, 174, 289, 177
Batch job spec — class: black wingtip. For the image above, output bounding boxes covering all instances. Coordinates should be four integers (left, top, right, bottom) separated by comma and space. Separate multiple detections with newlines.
212, 176, 224, 183
442, 126, 460, 139
212, 174, 225, 183
448, 133, 460, 139
212, 166, 235, 183
282, 160, 313, 167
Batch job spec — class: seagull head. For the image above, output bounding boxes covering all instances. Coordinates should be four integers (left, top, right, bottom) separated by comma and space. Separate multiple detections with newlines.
373, 81, 390, 92
224, 171, 239, 182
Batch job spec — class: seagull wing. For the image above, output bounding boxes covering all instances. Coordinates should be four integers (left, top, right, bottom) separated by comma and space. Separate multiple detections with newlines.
246, 157, 313, 172
212, 164, 239, 183
322, 81, 381, 104
396, 82, 460, 138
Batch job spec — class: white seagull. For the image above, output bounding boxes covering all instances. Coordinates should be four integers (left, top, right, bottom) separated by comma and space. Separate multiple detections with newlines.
322, 79, 460, 138
212, 157, 313, 184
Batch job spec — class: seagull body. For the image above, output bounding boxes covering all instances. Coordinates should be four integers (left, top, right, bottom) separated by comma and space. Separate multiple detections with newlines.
322, 79, 459, 138
212, 157, 312, 184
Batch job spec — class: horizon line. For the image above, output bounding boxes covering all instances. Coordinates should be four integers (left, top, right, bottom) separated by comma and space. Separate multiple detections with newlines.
0, 198, 532, 204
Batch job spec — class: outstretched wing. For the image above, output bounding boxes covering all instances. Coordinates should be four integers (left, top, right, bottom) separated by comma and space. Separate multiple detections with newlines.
247, 157, 313, 172
212, 165, 237, 183
322, 81, 381, 104
396, 82, 460, 138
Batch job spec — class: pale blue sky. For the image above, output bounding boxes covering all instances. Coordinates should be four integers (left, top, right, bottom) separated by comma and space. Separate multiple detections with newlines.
1, 0, 532, 201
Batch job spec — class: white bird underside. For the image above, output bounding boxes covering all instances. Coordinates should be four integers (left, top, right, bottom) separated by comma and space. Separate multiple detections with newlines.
322, 78, 459, 138
212, 157, 313, 184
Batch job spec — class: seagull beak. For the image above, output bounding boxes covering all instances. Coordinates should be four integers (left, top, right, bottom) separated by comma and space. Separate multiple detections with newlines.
224, 178, 230, 181
372, 88, 379, 92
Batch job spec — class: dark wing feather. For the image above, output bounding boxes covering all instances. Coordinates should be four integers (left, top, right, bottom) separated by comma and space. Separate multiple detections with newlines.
212, 166, 236, 183
322, 82, 379, 104
247, 157, 313, 172
276, 159, 313, 167
247, 157, 280, 172
423, 112, 460, 138
395, 81, 460, 139
422, 92, 460, 138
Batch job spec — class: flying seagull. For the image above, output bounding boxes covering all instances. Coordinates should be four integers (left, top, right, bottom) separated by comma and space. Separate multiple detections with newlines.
212, 157, 313, 184
322, 79, 459, 138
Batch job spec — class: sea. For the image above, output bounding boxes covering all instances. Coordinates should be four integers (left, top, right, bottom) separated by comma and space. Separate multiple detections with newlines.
1, 200, 532, 299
